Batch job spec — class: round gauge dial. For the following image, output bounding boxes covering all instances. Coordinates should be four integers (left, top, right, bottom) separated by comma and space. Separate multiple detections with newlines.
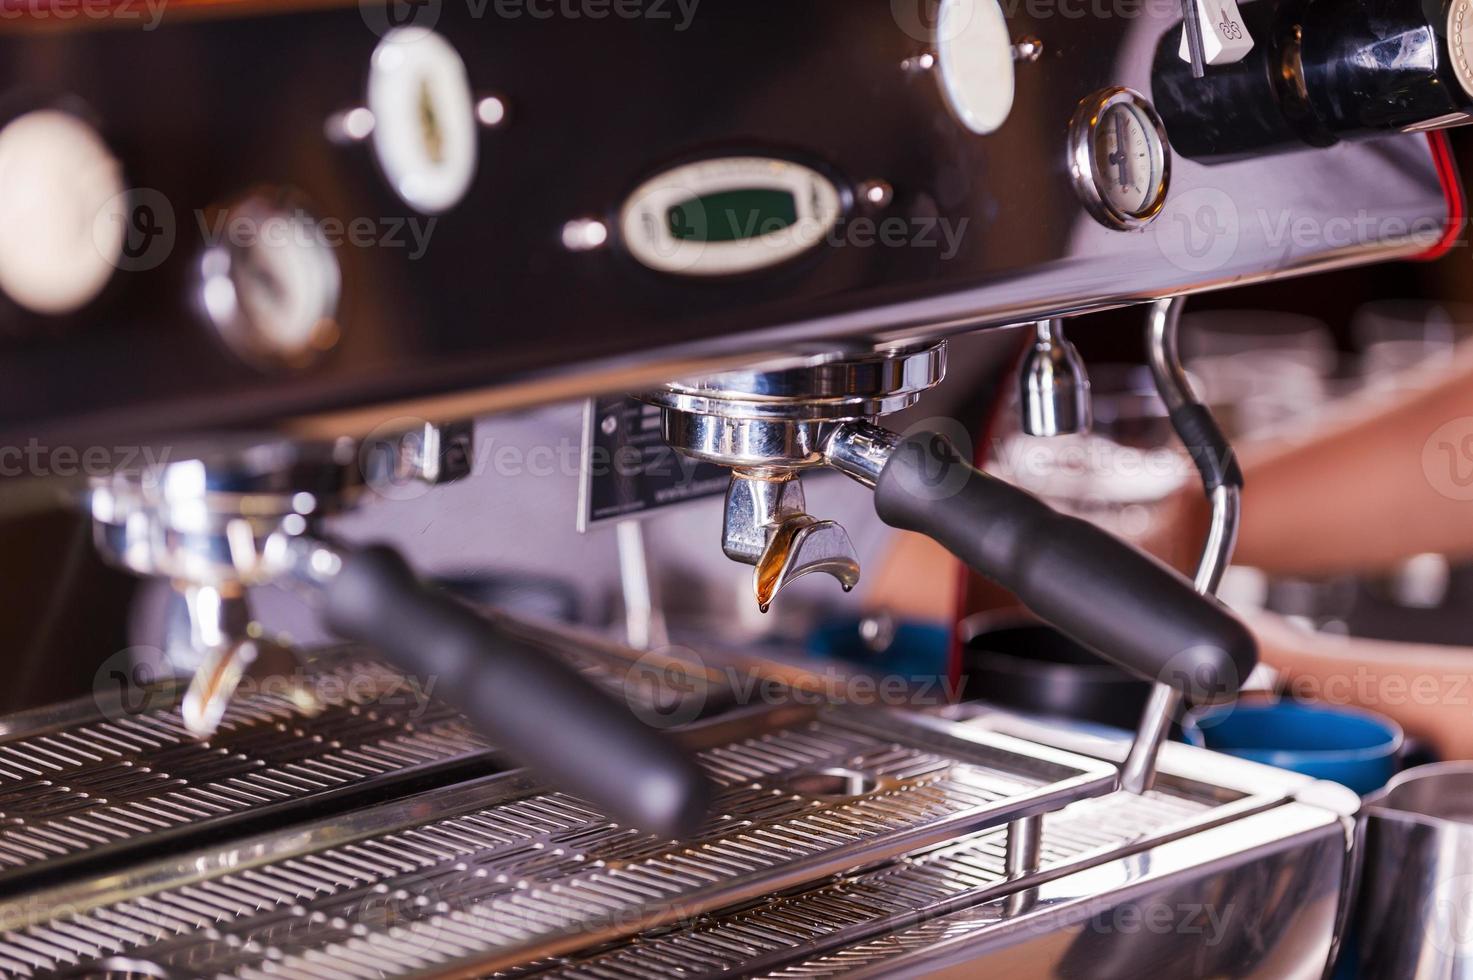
1069, 88, 1171, 230
1448, 0, 1473, 97
197, 191, 341, 370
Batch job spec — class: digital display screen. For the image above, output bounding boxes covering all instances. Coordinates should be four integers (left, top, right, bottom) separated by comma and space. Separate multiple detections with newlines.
666, 188, 799, 243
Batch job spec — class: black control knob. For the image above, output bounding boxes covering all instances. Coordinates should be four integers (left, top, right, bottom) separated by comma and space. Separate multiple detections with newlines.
1154, 0, 1473, 159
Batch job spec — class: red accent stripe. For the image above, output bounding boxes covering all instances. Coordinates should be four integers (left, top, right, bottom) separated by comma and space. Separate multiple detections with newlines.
1416, 130, 1464, 262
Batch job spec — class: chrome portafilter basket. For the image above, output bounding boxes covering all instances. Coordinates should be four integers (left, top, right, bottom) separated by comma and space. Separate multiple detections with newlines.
640, 328, 1256, 796
640, 343, 946, 610
85, 429, 712, 839
89, 437, 363, 736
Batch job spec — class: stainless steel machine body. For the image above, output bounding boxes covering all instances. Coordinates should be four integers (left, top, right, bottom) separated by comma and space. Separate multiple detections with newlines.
0, 0, 1464, 973
0, 667, 1358, 980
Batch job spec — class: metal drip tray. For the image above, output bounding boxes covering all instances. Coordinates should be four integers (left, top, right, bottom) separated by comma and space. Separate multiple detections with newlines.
504, 785, 1231, 979
0, 706, 1116, 978
0, 651, 491, 892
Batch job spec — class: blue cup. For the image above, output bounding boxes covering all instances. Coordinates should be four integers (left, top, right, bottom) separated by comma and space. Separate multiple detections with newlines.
805, 618, 950, 677
1182, 699, 1403, 797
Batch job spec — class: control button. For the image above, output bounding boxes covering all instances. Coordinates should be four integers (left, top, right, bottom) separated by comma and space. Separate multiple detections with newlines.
0, 109, 126, 315
367, 27, 478, 214
618, 156, 845, 276
1069, 88, 1171, 230
935, 0, 1016, 135
197, 190, 341, 370
1177, 0, 1253, 66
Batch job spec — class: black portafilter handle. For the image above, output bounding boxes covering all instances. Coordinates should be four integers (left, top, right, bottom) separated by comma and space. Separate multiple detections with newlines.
872, 432, 1256, 702
318, 543, 714, 839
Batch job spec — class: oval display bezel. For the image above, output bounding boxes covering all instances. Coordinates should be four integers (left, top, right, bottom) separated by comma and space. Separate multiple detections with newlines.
1068, 87, 1171, 231
366, 27, 478, 215
617, 156, 847, 277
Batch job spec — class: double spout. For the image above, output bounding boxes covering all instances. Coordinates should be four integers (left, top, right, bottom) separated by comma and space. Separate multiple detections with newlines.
645, 335, 1257, 710
721, 471, 860, 612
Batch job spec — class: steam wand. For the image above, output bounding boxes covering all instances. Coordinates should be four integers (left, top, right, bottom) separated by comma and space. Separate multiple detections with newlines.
1118, 296, 1243, 794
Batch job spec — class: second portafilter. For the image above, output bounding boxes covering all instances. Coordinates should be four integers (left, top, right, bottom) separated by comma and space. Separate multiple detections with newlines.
87, 431, 712, 839
639, 338, 1257, 710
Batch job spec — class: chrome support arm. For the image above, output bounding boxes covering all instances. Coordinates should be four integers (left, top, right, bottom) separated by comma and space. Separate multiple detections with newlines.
1119, 296, 1243, 795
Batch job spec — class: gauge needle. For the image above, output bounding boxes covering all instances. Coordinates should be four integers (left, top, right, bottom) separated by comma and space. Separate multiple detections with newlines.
1110, 113, 1132, 189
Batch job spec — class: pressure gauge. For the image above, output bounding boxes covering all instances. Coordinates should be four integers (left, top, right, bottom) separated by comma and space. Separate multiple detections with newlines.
933, 0, 1016, 135
197, 191, 341, 370
1449, 0, 1473, 97
1069, 88, 1171, 230
367, 27, 478, 214
0, 109, 126, 315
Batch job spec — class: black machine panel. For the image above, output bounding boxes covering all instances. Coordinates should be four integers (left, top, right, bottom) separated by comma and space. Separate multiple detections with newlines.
0, 0, 1453, 447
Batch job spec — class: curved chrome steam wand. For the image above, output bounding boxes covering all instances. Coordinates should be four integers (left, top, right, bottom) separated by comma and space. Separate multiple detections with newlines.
1119, 296, 1243, 794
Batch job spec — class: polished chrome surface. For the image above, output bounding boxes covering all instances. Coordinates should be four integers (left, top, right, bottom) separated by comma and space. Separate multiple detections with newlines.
1005, 812, 1044, 878
86, 437, 358, 585
510, 780, 1238, 979
758, 801, 1347, 979
175, 586, 318, 737
614, 519, 668, 651
1068, 87, 1172, 231
492, 717, 1350, 980
823, 421, 902, 490
748, 512, 861, 612
86, 429, 472, 736
1358, 762, 1473, 978
1180, 0, 1208, 75
1018, 319, 1093, 437
0, 707, 1116, 978
1119, 296, 1242, 797
721, 472, 860, 612
648, 347, 935, 611
642, 343, 947, 424
722, 472, 808, 564
368, 419, 476, 488
648, 349, 924, 610
661, 412, 828, 469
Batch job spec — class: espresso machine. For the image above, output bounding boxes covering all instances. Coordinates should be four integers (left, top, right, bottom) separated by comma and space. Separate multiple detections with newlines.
0, 0, 1464, 973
